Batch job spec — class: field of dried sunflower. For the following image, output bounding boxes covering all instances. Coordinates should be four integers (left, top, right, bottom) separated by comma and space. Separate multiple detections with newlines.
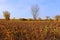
0, 20, 60, 40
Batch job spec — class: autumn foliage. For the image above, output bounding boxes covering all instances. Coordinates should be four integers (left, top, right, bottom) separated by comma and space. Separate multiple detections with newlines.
3, 11, 10, 20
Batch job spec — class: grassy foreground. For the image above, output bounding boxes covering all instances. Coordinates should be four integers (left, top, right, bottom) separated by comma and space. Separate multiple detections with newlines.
0, 20, 60, 40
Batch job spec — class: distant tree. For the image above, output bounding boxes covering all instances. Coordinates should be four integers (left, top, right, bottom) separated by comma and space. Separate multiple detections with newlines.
45, 16, 50, 21
46, 16, 50, 20
54, 15, 60, 21
37, 17, 42, 21
19, 18, 27, 21
27, 18, 34, 21
31, 5, 39, 20
3, 11, 10, 20
45, 16, 53, 21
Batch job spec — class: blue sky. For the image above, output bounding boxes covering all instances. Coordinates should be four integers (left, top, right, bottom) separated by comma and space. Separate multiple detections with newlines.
0, 0, 60, 19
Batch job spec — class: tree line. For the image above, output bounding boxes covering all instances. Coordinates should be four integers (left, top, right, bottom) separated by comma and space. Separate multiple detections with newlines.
3, 5, 60, 21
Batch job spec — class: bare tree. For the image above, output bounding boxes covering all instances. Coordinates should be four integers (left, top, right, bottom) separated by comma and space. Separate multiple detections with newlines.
31, 5, 39, 20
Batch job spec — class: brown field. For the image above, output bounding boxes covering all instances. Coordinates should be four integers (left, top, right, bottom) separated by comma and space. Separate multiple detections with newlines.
0, 20, 60, 40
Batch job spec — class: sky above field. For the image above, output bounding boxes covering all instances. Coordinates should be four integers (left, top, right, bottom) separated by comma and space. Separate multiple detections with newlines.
0, 0, 60, 19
